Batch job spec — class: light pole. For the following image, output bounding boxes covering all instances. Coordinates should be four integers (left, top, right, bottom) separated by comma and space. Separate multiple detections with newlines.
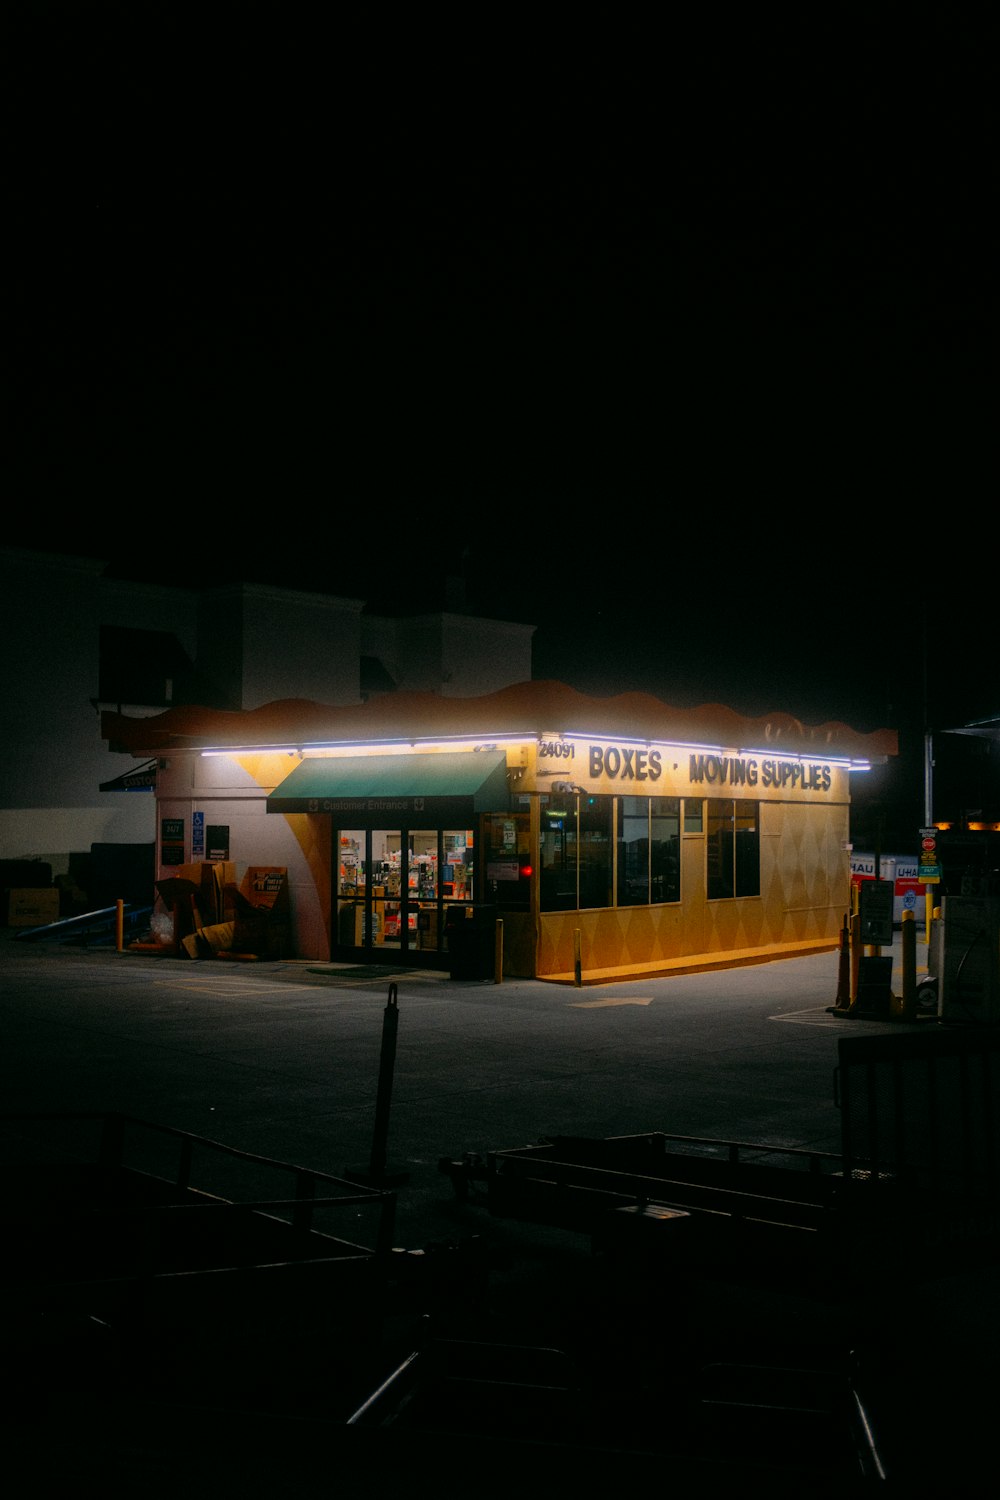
923, 614, 933, 826
922, 618, 935, 942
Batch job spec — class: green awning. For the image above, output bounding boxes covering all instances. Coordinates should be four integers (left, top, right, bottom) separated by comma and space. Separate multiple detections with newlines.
266, 750, 510, 822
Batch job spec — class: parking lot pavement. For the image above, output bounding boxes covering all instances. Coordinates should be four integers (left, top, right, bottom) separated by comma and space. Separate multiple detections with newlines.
1, 926, 932, 1251
7, 926, 997, 1488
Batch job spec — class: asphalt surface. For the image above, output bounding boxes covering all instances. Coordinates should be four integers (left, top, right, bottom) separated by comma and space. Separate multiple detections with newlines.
1, 927, 926, 1243
3, 926, 997, 1492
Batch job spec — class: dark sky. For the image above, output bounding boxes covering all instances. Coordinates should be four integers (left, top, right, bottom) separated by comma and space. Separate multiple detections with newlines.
7, 8, 995, 764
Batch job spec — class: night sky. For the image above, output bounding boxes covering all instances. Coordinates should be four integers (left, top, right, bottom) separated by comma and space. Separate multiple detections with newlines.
7, 10, 996, 837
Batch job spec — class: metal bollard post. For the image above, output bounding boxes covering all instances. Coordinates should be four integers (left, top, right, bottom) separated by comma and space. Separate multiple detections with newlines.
368, 984, 399, 1182
899, 909, 917, 1020
495, 917, 503, 983
827, 915, 852, 1012
346, 983, 409, 1187
574, 929, 582, 988
850, 912, 861, 1005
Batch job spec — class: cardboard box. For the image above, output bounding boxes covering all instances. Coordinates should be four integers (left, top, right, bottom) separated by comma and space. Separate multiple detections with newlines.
7, 888, 60, 927
201, 861, 237, 923
230, 867, 290, 957
155, 862, 239, 945
240, 867, 289, 915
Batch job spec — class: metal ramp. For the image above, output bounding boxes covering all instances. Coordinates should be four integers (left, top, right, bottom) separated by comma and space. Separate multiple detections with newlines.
13, 903, 153, 946
836, 1026, 1000, 1198
0, 1111, 398, 1421
344, 1324, 886, 1489
833, 1026, 1000, 1279
443, 1131, 849, 1289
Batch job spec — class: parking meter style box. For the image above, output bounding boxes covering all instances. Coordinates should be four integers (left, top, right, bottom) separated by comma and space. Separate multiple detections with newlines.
850, 854, 924, 927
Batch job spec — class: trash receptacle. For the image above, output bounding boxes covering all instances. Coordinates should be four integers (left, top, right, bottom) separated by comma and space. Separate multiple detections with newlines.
444, 904, 497, 980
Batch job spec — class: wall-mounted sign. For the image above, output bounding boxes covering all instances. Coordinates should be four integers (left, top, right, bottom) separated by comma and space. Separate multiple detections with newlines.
859, 879, 895, 945
533, 738, 838, 799
206, 825, 230, 861
161, 817, 185, 867
192, 811, 205, 859
918, 827, 941, 883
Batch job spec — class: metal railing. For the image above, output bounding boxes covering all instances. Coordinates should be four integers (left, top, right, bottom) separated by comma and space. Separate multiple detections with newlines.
1, 1109, 397, 1259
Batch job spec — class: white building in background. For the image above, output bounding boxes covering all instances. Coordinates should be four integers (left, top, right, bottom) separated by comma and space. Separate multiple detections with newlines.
0, 548, 535, 911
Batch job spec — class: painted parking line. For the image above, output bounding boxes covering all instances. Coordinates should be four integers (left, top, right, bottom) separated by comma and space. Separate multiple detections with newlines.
569, 997, 654, 1008
770, 1006, 858, 1027
155, 980, 311, 998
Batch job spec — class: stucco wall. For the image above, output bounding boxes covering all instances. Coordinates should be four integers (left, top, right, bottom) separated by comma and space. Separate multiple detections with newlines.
196, 584, 365, 710
155, 751, 332, 960
0, 551, 167, 864
536, 798, 851, 978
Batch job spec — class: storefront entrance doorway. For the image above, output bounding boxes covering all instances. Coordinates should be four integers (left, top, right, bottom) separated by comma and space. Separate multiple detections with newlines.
335, 826, 475, 962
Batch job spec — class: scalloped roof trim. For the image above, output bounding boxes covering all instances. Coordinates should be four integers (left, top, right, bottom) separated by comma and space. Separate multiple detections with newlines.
101, 679, 897, 760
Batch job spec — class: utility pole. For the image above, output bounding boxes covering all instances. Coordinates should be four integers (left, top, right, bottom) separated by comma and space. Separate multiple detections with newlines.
921, 615, 936, 943
923, 614, 934, 826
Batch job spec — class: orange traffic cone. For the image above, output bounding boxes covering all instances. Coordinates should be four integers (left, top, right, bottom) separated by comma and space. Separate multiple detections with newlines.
827, 915, 852, 1013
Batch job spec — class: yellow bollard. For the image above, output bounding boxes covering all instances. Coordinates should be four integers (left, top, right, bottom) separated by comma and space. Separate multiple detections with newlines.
116, 898, 124, 953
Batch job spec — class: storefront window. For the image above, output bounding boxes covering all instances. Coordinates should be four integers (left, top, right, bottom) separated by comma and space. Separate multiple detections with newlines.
650, 796, 681, 903
617, 796, 680, 906
408, 831, 438, 901
487, 811, 530, 908
618, 796, 649, 906
443, 831, 474, 902
338, 831, 365, 897
540, 801, 575, 910
574, 795, 612, 910
707, 798, 760, 899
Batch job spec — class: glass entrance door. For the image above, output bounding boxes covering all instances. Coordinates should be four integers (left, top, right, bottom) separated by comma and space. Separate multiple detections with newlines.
336, 829, 376, 949
335, 828, 403, 954
335, 826, 477, 961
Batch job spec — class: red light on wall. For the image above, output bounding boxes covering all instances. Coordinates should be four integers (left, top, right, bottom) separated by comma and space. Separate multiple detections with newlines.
520, 864, 534, 878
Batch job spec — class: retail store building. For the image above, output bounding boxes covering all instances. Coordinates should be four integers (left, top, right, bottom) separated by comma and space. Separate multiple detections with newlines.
102, 682, 896, 980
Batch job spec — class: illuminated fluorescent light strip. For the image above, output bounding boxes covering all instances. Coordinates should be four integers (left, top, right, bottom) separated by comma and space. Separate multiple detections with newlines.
202, 733, 534, 757
558, 732, 732, 755
737, 745, 871, 769
200, 733, 874, 771
559, 730, 867, 770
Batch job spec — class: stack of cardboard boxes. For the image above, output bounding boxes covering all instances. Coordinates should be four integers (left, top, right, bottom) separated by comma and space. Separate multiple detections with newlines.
141, 863, 290, 960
